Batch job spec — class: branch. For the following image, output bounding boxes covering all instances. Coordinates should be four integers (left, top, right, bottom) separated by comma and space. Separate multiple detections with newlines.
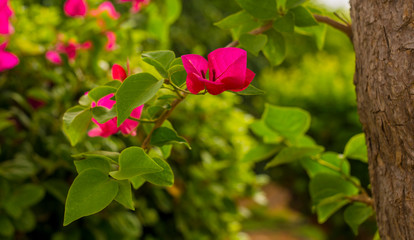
141, 94, 187, 150
346, 194, 374, 207
313, 14, 353, 41
225, 21, 273, 48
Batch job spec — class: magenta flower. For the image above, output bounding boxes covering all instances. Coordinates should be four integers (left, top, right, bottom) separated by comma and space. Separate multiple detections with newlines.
112, 64, 127, 81
48, 40, 92, 63
88, 64, 143, 138
0, 42, 18, 72
104, 31, 116, 51
181, 48, 255, 95
119, 0, 150, 13
46, 50, 62, 65
0, 0, 13, 34
64, 0, 87, 17
90, 1, 120, 19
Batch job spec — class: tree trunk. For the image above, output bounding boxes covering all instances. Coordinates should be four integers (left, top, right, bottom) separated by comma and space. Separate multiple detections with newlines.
350, 1, 414, 239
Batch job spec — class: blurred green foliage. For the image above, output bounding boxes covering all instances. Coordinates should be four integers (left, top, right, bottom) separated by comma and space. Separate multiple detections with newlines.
0, 0, 374, 239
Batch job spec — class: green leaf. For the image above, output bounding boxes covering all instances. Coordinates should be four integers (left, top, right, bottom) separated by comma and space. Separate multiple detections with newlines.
0, 155, 37, 181
235, 0, 278, 20
72, 151, 120, 163
116, 73, 163, 126
263, 30, 286, 66
344, 203, 374, 235
109, 147, 163, 180
129, 176, 146, 190
114, 180, 135, 210
215, 11, 253, 29
239, 33, 268, 56
250, 120, 282, 143
105, 80, 122, 88
13, 209, 36, 232
170, 68, 187, 87
74, 155, 112, 174
91, 106, 117, 124
62, 105, 92, 146
0, 215, 14, 237
150, 127, 191, 149
241, 144, 281, 163
88, 86, 117, 102
273, 12, 295, 32
290, 6, 318, 27
232, 84, 265, 96
108, 212, 142, 238
266, 146, 324, 168
296, 24, 327, 50
4, 184, 45, 219
141, 158, 174, 186
309, 174, 359, 223
78, 94, 91, 106
300, 152, 351, 178
63, 169, 119, 226
165, 0, 181, 24
285, 0, 306, 9
262, 104, 311, 140
344, 133, 368, 163
142, 50, 175, 78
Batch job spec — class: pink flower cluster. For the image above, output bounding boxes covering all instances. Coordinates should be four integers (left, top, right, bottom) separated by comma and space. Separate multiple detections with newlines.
182, 48, 255, 95
46, 40, 92, 65
0, 0, 18, 72
64, 0, 150, 17
88, 64, 144, 138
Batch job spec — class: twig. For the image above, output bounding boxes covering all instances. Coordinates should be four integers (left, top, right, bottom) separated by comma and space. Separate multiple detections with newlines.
225, 21, 274, 48
128, 116, 158, 123
141, 94, 187, 150
346, 194, 374, 207
313, 14, 353, 40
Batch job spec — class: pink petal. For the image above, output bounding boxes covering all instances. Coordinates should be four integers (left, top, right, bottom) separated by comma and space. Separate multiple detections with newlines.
203, 80, 226, 95
212, 54, 247, 90
88, 127, 104, 137
182, 54, 209, 94
64, 0, 87, 17
97, 93, 116, 109
207, 47, 247, 85
79, 41, 92, 49
64, 43, 77, 60
45, 50, 62, 65
105, 31, 116, 51
90, 1, 120, 19
119, 105, 143, 135
0, 45, 19, 72
112, 64, 127, 81
0, 16, 12, 35
182, 54, 208, 77
230, 68, 255, 92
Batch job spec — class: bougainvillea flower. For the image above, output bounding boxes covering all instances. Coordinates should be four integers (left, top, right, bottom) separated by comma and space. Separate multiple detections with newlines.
119, 0, 150, 13
112, 64, 127, 81
88, 64, 143, 137
0, 42, 18, 71
0, 0, 13, 34
181, 48, 255, 95
104, 31, 116, 51
90, 1, 120, 19
51, 40, 92, 63
64, 0, 87, 17
45, 50, 62, 65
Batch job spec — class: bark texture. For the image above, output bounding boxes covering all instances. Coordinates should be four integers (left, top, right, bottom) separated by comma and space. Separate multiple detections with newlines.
350, 1, 414, 239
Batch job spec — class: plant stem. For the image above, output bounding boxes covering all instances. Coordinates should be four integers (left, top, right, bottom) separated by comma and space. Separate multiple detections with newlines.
141, 94, 187, 150
313, 14, 353, 40
225, 21, 273, 48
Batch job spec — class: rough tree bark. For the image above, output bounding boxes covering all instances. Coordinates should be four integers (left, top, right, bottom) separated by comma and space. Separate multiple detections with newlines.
350, 1, 414, 239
